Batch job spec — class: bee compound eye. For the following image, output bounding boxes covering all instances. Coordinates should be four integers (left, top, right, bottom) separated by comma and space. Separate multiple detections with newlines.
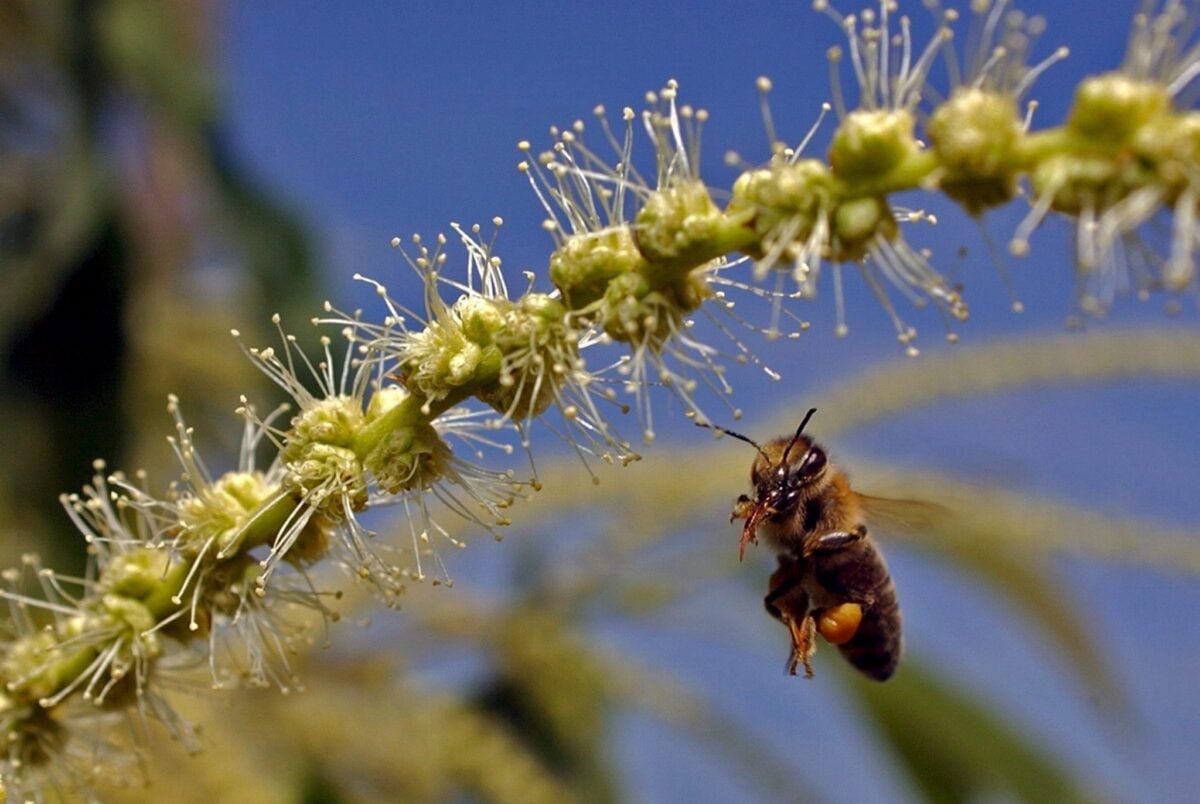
802, 447, 826, 475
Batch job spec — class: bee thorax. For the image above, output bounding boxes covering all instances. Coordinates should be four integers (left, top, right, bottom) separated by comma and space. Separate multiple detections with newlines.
756, 511, 809, 552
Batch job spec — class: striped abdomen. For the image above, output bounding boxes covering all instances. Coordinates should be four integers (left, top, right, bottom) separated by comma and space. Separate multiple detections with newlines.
812, 536, 903, 681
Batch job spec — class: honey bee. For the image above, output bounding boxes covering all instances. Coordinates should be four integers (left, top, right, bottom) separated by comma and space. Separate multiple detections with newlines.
707, 409, 908, 681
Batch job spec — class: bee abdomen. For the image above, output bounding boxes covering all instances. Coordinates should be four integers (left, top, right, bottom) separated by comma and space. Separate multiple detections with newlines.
838, 576, 902, 681
809, 537, 902, 680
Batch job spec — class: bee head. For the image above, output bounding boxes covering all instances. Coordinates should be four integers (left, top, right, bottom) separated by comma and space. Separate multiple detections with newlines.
751, 409, 826, 515
697, 409, 826, 559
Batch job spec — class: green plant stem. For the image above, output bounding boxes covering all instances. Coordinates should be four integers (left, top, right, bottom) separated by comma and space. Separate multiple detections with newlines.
635, 218, 760, 286
222, 491, 302, 560
842, 149, 943, 198
1014, 126, 1076, 166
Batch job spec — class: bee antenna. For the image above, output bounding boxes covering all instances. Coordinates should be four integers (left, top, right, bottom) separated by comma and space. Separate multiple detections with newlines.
796, 407, 817, 436
781, 408, 818, 464
694, 420, 769, 460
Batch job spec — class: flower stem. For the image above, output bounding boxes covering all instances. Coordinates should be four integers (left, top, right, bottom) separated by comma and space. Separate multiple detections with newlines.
841, 149, 943, 198
1014, 127, 1075, 166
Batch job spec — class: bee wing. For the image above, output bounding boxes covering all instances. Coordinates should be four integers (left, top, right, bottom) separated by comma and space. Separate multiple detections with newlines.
853, 492, 950, 537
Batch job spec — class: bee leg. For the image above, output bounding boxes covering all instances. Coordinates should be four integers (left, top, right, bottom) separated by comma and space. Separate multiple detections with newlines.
803, 524, 868, 556
762, 557, 816, 677
731, 494, 754, 522
785, 613, 817, 678
767, 582, 812, 670
763, 556, 805, 620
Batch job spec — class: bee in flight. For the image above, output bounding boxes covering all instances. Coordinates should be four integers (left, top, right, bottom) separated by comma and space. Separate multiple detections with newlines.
704, 408, 908, 681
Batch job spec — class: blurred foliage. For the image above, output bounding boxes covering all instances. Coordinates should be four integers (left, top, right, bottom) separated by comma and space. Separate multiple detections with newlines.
847, 662, 1091, 804
0, 0, 318, 571
3, 2, 1199, 802
87, 330, 1198, 802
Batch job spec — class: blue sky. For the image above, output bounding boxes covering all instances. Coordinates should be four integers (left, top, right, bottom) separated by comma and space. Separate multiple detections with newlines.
220, 2, 1199, 800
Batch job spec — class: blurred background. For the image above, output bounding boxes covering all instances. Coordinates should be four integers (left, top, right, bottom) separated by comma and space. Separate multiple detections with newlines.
2, 0, 1198, 801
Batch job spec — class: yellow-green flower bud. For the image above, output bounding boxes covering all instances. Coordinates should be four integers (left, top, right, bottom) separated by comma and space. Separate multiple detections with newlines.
514, 291, 567, 326
927, 88, 1023, 214
100, 595, 159, 652
365, 384, 410, 422
286, 396, 363, 452
1068, 73, 1170, 146
284, 442, 368, 513
203, 556, 270, 616
363, 420, 448, 495
398, 295, 508, 402
1031, 153, 1125, 216
98, 548, 174, 600
1134, 111, 1200, 193
549, 227, 644, 309
1, 631, 66, 702
728, 159, 835, 260
477, 294, 577, 419
178, 471, 276, 556
456, 295, 506, 344
831, 196, 897, 262
446, 341, 483, 385
281, 396, 370, 515
634, 180, 726, 272
600, 269, 707, 347
829, 109, 919, 182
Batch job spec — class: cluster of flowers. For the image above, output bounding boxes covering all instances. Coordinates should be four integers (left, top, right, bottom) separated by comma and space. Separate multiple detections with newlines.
2, 0, 1198, 796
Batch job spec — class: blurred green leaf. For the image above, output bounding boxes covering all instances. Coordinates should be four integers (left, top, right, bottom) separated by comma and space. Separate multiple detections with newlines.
801, 329, 1200, 440
598, 655, 821, 804
847, 661, 1093, 804
98, 0, 214, 123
